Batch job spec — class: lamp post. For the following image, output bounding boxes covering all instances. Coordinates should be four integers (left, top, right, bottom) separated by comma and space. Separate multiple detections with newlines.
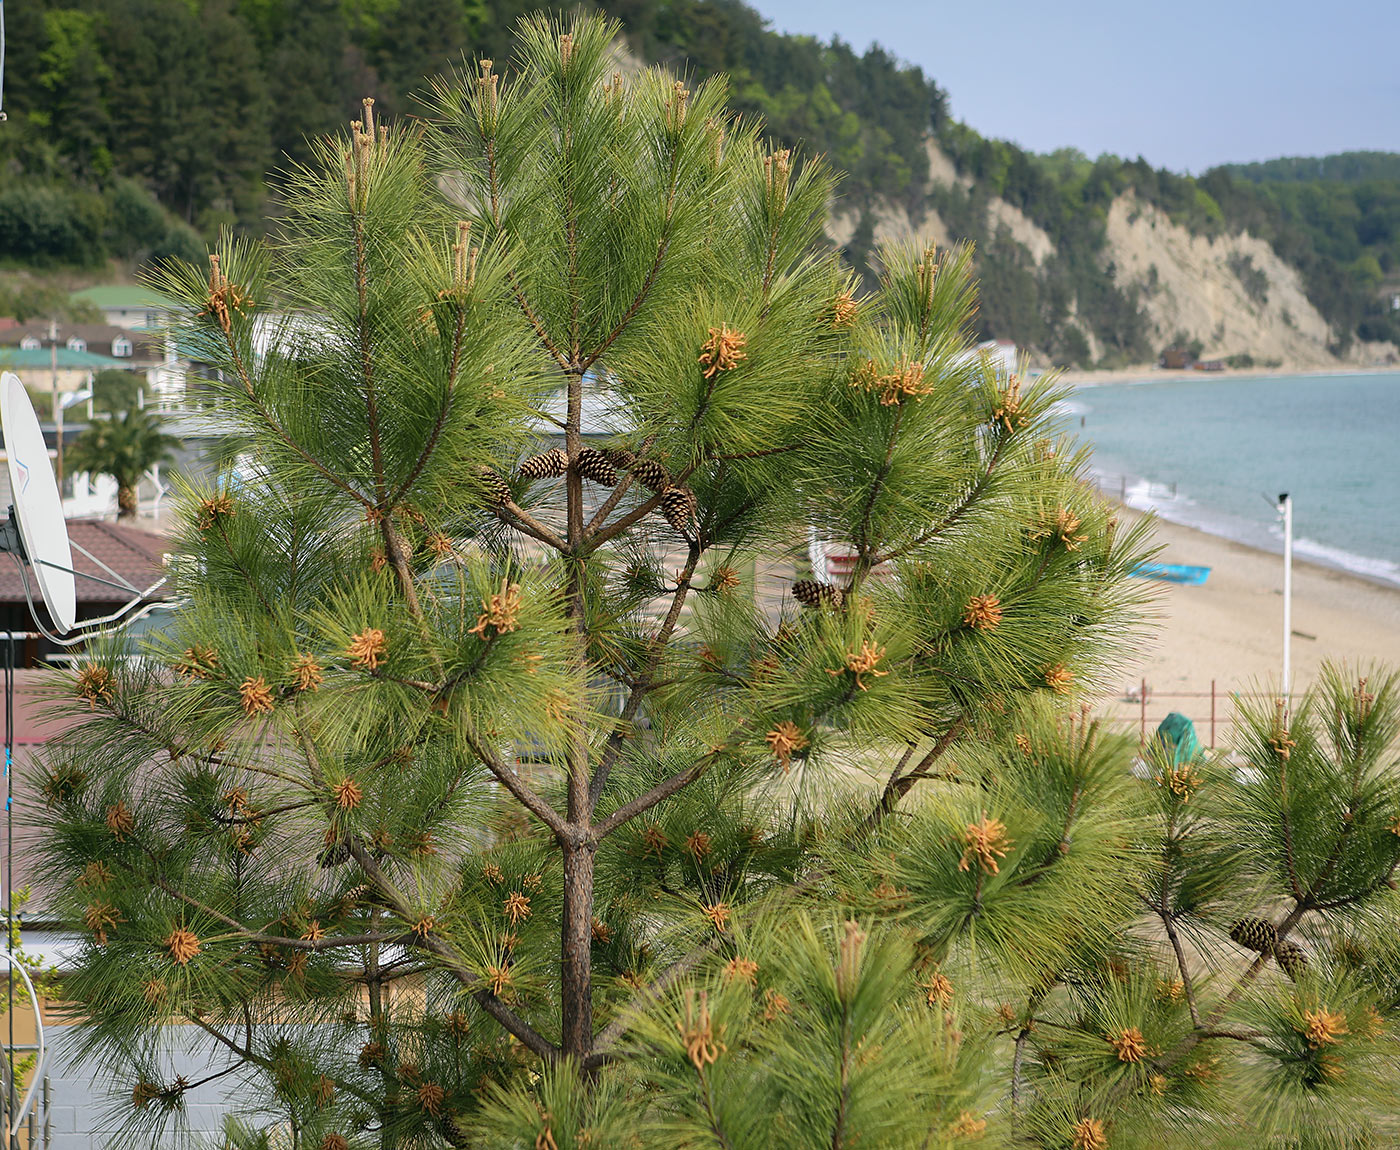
56, 386, 92, 493
1277, 493, 1293, 703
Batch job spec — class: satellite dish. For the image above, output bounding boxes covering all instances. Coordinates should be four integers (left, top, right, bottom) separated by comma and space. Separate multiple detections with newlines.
1, 372, 76, 632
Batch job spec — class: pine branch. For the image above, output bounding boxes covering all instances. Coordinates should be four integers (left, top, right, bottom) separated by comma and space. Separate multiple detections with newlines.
584, 432, 658, 536
833, 998, 855, 1149
148, 873, 399, 952
214, 318, 372, 509
458, 718, 569, 838
864, 720, 966, 827
876, 437, 1008, 565
588, 936, 722, 1062
391, 298, 469, 504
698, 1066, 738, 1150
186, 1016, 380, 1109
499, 499, 569, 551
510, 271, 572, 371
480, 121, 570, 370
592, 751, 718, 840
1160, 905, 1201, 1029
210, 518, 275, 615
345, 838, 561, 1062
1277, 756, 1308, 901
578, 133, 683, 373
588, 540, 701, 808
849, 405, 905, 594
583, 486, 671, 552
351, 217, 386, 505
584, 451, 703, 553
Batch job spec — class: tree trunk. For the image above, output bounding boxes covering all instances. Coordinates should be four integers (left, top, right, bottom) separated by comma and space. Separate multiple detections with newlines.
560, 840, 596, 1063
117, 484, 137, 519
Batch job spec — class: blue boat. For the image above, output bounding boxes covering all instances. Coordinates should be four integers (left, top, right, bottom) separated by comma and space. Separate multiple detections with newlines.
1131, 563, 1210, 585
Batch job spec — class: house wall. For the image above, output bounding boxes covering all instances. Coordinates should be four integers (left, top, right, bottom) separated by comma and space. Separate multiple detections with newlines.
35, 1022, 247, 1148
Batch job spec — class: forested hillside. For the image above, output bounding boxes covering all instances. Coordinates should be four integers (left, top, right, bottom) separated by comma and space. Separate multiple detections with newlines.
931, 133, 1400, 360
1, 0, 1397, 365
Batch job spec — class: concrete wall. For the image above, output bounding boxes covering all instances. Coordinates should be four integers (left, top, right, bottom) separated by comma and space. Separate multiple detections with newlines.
29, 1025, 251, 1149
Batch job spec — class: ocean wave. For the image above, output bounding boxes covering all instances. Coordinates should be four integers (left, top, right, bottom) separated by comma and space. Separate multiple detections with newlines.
1285, 534, 1400, 586
1119, 477, 1196, 514
1092, 470, 1400, 590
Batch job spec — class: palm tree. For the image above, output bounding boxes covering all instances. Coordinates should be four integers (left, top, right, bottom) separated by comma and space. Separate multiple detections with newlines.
66, 406, 178, 519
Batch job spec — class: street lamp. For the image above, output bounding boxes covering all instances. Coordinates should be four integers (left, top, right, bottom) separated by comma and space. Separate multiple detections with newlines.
1277, 493, 1293, 703
56, 385, 93, 491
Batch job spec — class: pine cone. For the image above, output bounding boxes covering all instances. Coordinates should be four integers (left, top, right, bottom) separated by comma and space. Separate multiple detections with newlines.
575, 448, 618, 486
659, 487, 698, 532
474, 467, 511, 507
792, 580, 844, 609
1229, 917, 1278, 954
318, 842, 352, 868
518, 448, 568, 480
601, 446, 636, 469
1274, 940, 1308, 981
629, 457, 671, 492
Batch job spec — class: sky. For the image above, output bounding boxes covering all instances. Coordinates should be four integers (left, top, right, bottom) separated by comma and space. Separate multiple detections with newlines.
748, 0, 1400, 174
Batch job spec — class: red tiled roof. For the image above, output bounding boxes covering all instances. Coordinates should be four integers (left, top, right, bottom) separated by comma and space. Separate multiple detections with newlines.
0, 519, 170, 606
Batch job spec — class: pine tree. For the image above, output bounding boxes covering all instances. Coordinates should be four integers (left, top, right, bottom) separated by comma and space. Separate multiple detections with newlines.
38, 16, 1400, 1150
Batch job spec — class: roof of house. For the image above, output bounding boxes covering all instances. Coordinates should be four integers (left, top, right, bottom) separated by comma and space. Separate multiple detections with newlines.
0, 519, 170, 608
0, 323, 164, 361
70, 285, 181, 311
0, 346, 131, 371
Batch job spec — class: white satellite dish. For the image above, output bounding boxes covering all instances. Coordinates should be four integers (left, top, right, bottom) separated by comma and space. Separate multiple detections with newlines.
1, 372, 76, 632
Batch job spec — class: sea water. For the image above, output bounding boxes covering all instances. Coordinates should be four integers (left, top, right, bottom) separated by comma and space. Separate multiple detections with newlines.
1063, 372, 1400, 588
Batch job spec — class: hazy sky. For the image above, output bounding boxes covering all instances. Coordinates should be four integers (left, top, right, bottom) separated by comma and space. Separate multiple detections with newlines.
748, 0, 1399, 173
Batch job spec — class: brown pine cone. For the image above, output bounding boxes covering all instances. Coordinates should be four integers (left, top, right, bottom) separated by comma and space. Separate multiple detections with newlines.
474, 467, 511, 507
659, 487, 698, 532
575, 448, 618, 486
792, 580, 844, 609
1229, 917, 1278, 954
1273, 940, 1308, 981
629, 457, 671, 492
518, 448, 568, 480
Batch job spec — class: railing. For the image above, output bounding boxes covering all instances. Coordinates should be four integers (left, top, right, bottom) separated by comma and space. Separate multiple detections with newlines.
1089, 474, 1178, 503
1096, 679, 1292, 747
0, 1063, 51, 1150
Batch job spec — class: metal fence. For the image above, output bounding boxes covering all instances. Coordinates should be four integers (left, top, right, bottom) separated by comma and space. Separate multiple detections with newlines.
0, 1055, 51, 1150
1096, 679, 1291, 747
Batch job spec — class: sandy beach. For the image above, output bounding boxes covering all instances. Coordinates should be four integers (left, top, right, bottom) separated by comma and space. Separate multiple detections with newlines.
1096, 508, 1400, 745
1057, 362, 1399, 388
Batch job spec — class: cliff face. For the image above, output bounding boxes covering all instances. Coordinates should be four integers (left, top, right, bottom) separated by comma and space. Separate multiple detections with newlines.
834, 143, 1398, 370
1104, 197, 1359, 367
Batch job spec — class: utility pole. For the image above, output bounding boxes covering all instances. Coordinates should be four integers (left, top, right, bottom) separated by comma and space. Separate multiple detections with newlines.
1278, 493, 1293, 704
47, 319, 58, 425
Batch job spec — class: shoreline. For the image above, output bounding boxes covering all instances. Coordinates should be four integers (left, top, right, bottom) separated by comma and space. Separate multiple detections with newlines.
1099, 482, 1400, 594
1102, 507, 1400, 705
1057, 362, 1399, 387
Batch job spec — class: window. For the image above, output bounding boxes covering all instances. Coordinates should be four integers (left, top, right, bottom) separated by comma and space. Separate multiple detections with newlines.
19, 336, 40, 351
112, 337, 132, 358
66, 337, 87, 353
